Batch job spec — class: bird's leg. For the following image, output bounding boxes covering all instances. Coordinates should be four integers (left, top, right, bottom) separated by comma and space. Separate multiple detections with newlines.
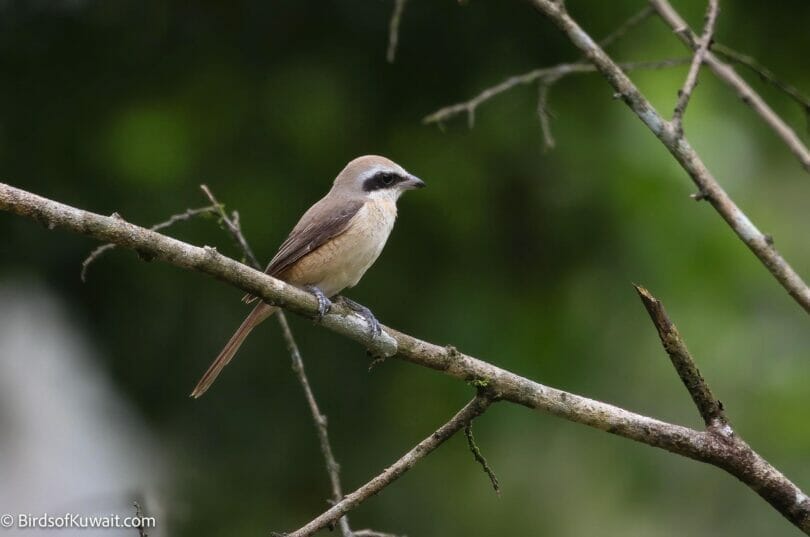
338, 296, 382, 338
305, 286, 333, 321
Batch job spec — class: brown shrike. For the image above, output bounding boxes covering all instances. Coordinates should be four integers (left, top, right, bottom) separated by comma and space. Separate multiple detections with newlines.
191, 155, 425, 398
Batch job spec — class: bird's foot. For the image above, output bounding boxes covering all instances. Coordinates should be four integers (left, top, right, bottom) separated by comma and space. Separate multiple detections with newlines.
306, 286, 333, 321
339, 297, 382, 338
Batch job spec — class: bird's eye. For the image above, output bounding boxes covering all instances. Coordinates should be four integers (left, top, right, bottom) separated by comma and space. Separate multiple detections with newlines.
381, 173, 395, 186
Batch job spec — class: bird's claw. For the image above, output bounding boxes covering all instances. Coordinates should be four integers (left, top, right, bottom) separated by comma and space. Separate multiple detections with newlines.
340, 297, 381, 338
306, 286, 332, 321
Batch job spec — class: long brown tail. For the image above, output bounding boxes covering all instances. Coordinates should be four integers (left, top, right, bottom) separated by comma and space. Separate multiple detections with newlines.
190, 303, 277, 398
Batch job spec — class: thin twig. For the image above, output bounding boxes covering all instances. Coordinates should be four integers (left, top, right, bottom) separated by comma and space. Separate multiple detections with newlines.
671, 0, 719, 137
712, 42, 810, 132
386, 0, 408, 63
284, 395, 493, 537
424, 58, 689, 127
595, 5, 655, 51
464, 422, 501, 495
3, 183, 810, 533
199, 185, 261, 268
199, 185, 357, 537
634, 285, 727, 428
80, 205, 217, 281
650, 0, 810, 172
278, 311, 354, 537
537, 79, 556, 152
133, 501, 147, 537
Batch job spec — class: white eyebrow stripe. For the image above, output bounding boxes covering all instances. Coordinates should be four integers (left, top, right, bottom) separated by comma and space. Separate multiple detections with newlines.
358, 164, 406, 182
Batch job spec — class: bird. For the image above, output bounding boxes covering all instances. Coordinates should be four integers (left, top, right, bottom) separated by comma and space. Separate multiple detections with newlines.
190, 155, 425, 398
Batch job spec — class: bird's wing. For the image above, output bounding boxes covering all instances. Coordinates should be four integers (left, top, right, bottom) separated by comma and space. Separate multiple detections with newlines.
242, 198, 365, 303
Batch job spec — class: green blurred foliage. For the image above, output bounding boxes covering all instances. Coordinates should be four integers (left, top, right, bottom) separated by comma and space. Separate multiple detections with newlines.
1, 0, 809, 535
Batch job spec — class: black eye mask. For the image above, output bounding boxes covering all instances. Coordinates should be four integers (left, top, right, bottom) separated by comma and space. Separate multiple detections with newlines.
363, 171, 405, 192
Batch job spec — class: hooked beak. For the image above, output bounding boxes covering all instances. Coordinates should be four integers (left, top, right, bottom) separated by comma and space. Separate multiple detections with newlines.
403, 175, 426, 190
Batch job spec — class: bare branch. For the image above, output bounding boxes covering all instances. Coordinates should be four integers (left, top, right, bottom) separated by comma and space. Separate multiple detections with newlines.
671, 0, 719, 137
524, 0, 810, 316
285, 395, 494, 537
650, 0, 810, 172
2, 182, 810, 532
464, 422, 500, 495
634, 285, 727, 428
423, 58, 689, 127
80, 204, 217, 281
386, 0, 408, 64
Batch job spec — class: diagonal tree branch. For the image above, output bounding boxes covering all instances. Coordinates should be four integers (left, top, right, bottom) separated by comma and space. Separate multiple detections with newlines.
524, 0, 810, 316
634, 284, 726, 428
2, 182, 809, 532
283, 395, 494, 537
670, 0, 719, 137
650, 0, 810, 173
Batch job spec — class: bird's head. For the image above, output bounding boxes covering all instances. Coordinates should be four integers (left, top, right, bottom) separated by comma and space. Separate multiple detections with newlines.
332, 155, 425, 201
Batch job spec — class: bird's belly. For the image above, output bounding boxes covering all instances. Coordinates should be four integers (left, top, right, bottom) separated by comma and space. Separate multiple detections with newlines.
284, 201, 396, 297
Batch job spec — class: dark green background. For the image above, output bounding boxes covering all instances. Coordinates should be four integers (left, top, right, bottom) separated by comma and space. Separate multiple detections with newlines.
1, 0, 809, 535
